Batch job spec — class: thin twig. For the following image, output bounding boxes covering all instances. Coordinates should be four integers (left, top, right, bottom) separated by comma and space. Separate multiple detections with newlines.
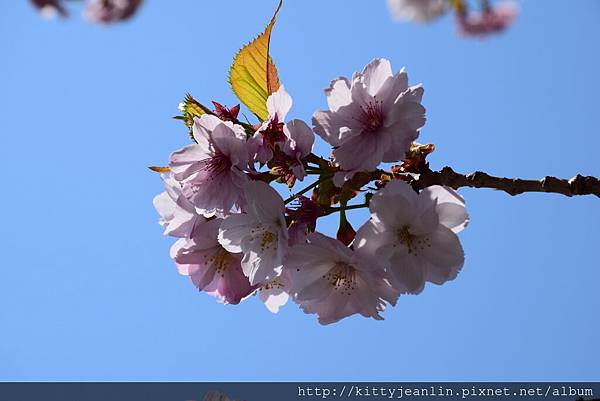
284, 178, 324, 204
327, 203, 369, 213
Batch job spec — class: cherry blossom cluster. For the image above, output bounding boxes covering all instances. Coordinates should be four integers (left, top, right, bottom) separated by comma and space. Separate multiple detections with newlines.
387, 0, 518, 37
154, 58, 469, 325
30, 0, 143, 24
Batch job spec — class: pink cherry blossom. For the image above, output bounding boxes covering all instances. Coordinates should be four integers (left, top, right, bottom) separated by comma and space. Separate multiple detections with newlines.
312, 59, 426, 181
171, 219, 255, 305
169, 114, 253, 217
218, 181, 289, 286
285, 232, 399, 325
153, 175, 206, 238
457, 2, 518, 37
355, 180, 468, 295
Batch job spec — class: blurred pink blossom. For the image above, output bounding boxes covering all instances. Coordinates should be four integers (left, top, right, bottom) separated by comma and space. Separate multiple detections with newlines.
30, 0, 68, 18
85, 0, 143, 24
457, 2, 518, 37
386, 0, 448, 23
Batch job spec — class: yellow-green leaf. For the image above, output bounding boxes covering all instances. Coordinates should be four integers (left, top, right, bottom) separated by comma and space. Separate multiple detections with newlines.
229, 0, 282, 121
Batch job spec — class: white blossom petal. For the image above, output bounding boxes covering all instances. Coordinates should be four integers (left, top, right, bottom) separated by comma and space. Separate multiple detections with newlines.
360, 58, 393, 97
266, 85, 292, 121
354, 221, 396, 267
325, 77, 352, 111
244, 180, 286, 224
218, 213, 256, 253
388, 251, 426, 294
420, 225, 464, 276
283, 119, 314, 158
261, 290, 289, 314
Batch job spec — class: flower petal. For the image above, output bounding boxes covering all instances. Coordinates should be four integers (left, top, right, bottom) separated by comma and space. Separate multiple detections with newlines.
241, 243, 280, 285
420, 185, 469, 233
312, 110, 347, 147
387, 85, 426, 129
369, 181, 418, 228
377, 68, 409, 110
168, 144, 211, 180
436, 203, 469, 234
334, 129, 390, 171
283, 119, 315, 158
210, 123, 249, 168
192, 115, 223, 151
421, 225, 465, 275
388, 252, 426, 294
286, 246, 335, 289
260, 290, 289, 313
266, 85, 292, 121
244, 180, 285, 223
325, 77, 352, 111
354, 220, 395, 266
153, 191, 176, 227
218, 213, 256, 253
360, 58, 393, 97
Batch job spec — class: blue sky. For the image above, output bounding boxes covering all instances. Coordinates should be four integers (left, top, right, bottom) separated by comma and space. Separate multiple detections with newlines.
0, 0, 598, 381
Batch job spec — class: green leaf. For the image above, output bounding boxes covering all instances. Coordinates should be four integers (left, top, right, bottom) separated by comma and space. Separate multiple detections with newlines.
229, 0, 282, 121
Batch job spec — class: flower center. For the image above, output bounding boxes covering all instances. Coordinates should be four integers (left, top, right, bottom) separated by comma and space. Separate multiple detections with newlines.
260, 231, 277, 251
250, 223, 279, 252
262, 277, 285, 291
360, 99, 384, 133
262, 114, 286, 145
269, 149, 298, 187
397, 225, 431, 256
207, 247, 232, 277
324, 262, 357, 296
198, 151, 231, 176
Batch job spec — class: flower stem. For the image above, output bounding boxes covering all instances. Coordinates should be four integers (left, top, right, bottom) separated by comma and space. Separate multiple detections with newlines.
284, 178, 327, 204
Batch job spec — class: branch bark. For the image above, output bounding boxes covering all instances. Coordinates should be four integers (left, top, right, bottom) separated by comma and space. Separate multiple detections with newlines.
413, 167, 600, 198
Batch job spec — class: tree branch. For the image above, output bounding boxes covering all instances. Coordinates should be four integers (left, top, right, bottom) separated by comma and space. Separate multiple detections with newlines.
413, 167, 600, 198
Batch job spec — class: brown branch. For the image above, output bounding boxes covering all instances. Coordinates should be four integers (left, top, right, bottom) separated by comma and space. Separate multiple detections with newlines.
413, 167, 600, 198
